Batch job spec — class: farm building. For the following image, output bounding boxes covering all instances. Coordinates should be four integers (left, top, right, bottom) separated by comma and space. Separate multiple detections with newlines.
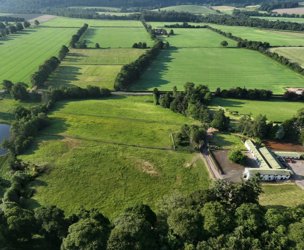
274, 151, 302, 160
243, 140, 292, 181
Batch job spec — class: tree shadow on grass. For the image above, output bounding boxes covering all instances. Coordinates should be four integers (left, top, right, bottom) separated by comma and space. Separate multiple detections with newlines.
212, 98, 247, 109
64, 52, 89, 64
48, 65, 82, 87
131, 47, 178, 90
0, 29, 37, 43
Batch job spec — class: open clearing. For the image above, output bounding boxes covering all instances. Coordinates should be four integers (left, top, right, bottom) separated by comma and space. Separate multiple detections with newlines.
0, 26, 77, 84
154, 5, 216, 15
161, 28, 237, 48
273, 7, 304, 15
271, 47, 304, 68
48, 49, 145, 89
261, 184, 304, 207
21, 96, 210, 217
81, 26, 153, 48
131, 47, 304, 93
211, 98, 303, 122
207, 24, 304, 46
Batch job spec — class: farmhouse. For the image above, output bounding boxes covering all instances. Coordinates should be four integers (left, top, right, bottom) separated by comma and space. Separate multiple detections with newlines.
243, 140, 292, 181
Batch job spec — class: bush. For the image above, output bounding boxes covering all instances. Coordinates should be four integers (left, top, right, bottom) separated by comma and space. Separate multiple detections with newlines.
229, 149, 246, 164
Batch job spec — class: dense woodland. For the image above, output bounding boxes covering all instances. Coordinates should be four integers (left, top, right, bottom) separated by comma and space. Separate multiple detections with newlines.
2, 173, 304, 249
259, 1, 299, 12
0, 0, 290, 10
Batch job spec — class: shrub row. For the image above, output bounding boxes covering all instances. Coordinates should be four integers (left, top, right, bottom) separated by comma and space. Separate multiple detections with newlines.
31, 56, 60, 88
114, 40, 165, 90
69, 23, 88, 48
214, 87, 273, 100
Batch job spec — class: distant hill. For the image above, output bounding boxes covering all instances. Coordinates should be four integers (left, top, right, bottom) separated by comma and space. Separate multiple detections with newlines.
0, 0, 290, 11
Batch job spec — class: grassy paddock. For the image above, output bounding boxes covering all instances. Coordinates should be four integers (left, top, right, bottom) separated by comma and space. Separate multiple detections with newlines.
209, 133, 245, 150
81, 26, 153, 48
261, 184, 304, 207
211, 98, 303, 122
48, 48, 145, 89
131, 47, 304, 93
206, 24, 304, 46
21, 96, 209, 217
161, 28, 237, 48
271, 47, 304, 68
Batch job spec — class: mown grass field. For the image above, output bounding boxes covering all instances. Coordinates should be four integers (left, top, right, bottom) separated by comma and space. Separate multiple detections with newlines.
211, 98, 303, 122
21, 96, 210, 217
207, 24, 304, 46
161, 28, 237, 48
81, 26, 153, 48
154, 5, 216, 15
0, 27, 78, 84
43, 17, 143, 28
261, 184, 304, 207
48, 49, 145, 89
271, 47, 304, 68
131, 47, 304, 93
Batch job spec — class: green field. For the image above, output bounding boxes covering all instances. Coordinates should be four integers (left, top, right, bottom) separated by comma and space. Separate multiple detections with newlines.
21, 96, 210, 217
43, 17, 143, 28
154, 5, 216, 15
131, 47, 304, 93
48, 49, 145, 89
0, 26, 77, 84
81, 26, 153, 48
253, 16, 304, 23
161, 28, 237, 48
211, 98, 303, 122
261, 184, 304, 207
207, 24, 304, 46
271, 47, 304, 68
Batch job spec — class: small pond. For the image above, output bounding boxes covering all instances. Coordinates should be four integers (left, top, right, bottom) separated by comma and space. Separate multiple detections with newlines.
0, 124, 10, 156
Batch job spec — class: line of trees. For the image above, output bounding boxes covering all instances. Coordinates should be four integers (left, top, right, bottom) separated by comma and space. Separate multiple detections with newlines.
114, 40, 165, 90
58, 45, 69, 61
0, 16, 25, 22
3, 105, 50, 155
164, 22, 207, 28
31, 45, 70, 88
0, 20, 31, 38
31, 56, 60, 88
214, 87, 273, 100
69, 23, 88, 48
